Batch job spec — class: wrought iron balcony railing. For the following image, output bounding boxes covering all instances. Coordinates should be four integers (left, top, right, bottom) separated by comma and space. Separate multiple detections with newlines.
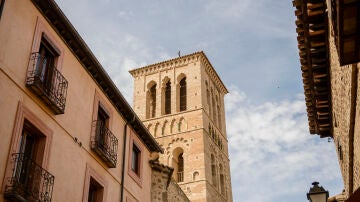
4, 153, 55, 202
91, 120, 118, 168
26, 52, 68, 114
177, 171, 184, 182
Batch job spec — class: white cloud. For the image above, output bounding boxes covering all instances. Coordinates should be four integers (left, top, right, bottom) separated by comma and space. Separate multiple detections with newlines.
225, 86, 343, 201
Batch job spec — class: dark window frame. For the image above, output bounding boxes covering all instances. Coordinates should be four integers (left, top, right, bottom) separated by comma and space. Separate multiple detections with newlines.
149, 84, 156, 118
128, 134, 143, 186
88, 177, 104, 202
179, 77, 187, 111
82, 165, 107, 202
131, 144, 141, 175
0, 0, 5, 21
164, 81, 171, 114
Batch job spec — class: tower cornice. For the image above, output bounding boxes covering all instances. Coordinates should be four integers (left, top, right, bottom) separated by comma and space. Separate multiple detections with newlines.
129, 51, 228, 94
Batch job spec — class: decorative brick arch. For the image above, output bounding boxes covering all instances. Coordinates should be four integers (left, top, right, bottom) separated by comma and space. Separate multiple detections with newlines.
178, 117, 187, 132
162, 120, 170, 136
154, 122, 161, 138
147, 123, 153, 136
170, 119, 176, 134
165, 137, 190, 164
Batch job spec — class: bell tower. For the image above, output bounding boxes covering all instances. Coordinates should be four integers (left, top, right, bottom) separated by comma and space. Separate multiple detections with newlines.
129, 51, 233, 202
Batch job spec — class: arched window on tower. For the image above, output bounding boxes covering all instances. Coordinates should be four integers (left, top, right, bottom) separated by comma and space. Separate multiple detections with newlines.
211, 154, 217, 187
172, 147, 184, 183
165, 81, 171, 114
179, 77, 187, 111
146, 82, 156, 119
217, 104, 221, 130
212, 93, 217, 125
219, 164, 225, 196
178, 153, 184, 182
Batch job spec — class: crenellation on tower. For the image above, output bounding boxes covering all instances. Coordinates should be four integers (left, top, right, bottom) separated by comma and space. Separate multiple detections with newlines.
130, 51, 233, 202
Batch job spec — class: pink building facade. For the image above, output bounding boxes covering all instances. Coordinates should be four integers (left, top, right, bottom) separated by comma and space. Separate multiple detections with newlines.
0, 0, 164, 201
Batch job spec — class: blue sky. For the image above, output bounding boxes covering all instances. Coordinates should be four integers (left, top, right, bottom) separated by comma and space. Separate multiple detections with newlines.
55, 0, 343, 201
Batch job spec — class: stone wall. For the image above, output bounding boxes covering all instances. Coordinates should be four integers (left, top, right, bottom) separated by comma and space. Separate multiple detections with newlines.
329, 18, 355, 197
150, 159, 189, 202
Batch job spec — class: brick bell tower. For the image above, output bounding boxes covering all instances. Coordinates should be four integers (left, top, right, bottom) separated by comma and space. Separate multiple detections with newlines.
129, 51, 233, 202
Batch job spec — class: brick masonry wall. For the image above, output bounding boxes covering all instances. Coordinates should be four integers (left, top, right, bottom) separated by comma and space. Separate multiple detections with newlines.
353, 63, 360, 192
329, 24, 353, 197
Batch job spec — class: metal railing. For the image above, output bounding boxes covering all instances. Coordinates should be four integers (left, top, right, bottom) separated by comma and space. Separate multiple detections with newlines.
26, 52, 68, 114
177, 171, 184, 182
91, 120, 118, 168
4, 153, 55, 202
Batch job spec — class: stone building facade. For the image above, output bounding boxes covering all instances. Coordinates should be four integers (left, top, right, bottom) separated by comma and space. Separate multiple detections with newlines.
129, 52, 233, 202
293, 0, 360, 201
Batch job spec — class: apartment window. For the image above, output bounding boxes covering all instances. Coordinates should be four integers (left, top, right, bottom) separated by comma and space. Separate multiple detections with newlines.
3, 102, 54, 202
88, 178, 104, 202
83, 165, 107, 202
91, 93, 118, 168
179, 77, 187, 111
131, 144, 141, 175
97, 105, 109, 132
26, 19, 67, 114
128, 135, 143, 186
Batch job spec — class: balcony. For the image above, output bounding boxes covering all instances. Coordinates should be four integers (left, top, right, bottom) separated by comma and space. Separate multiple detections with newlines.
4, 153, 55, 202
26, 53, 68, 114
91, 120, 118, 168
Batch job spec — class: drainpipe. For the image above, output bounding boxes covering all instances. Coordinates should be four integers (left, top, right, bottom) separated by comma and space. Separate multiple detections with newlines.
349, 64, 358, 195
120, 115, 136, 202
0, 0, 5, 21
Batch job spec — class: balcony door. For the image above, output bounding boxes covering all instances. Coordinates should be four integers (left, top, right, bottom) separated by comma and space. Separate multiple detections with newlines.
14, 121, 46, 200
36, 39, 57, 91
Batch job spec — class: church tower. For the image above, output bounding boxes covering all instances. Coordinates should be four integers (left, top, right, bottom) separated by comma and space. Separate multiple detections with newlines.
129, 52, 233, 202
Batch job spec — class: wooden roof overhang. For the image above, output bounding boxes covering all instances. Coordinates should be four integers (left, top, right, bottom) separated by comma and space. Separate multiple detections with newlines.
293, 0, 333, 137
331, 0, 360, 65
31, 0, 163, 153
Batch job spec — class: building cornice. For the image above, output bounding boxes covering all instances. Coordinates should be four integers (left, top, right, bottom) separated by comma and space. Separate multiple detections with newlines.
129, 51, 229, 94
293, 0, 332, 137
31, 0, 162, 152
